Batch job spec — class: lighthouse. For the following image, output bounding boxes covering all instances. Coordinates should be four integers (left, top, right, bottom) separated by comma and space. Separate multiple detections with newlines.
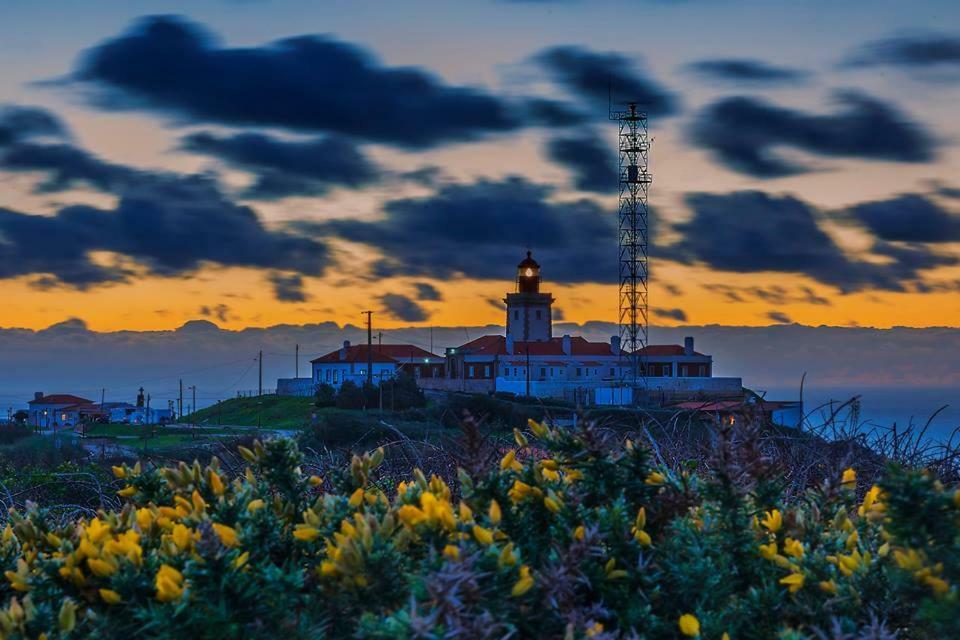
504, 251, 555, 343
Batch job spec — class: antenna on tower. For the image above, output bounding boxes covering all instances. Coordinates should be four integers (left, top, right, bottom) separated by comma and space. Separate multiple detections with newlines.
610, 100, 651, 400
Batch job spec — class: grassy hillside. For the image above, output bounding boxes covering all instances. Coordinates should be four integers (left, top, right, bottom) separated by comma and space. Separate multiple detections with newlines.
183, 395, 316, 429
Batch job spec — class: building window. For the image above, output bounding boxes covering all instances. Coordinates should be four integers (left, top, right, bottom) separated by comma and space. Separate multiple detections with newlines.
535, 309, 542, 320
484, 365, 490, 378
576, 367, 581, 377
540, 367, 546, 377
680, 365, 688, 377
609, 368, 615, 377
698, 365, 706, 376
468, 366, 475, 377
514, 310, 519, 320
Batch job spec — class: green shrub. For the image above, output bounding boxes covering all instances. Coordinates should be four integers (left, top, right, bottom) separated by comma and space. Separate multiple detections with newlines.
314, 383, 337, 408
0, 422, 957, 638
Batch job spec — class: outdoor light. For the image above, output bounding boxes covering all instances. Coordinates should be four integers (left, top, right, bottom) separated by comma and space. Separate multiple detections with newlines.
525, 268, 533, 277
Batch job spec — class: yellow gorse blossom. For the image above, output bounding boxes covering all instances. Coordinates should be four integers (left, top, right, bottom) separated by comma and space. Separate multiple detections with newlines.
155, 565, 185, 602
779, 572, 805, 593
761, 509, 783, 533
678, 613, 700, 637
511, 565, 534, 596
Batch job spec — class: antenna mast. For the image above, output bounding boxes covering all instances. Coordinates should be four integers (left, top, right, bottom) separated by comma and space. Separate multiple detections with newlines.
610, 102, 651, 396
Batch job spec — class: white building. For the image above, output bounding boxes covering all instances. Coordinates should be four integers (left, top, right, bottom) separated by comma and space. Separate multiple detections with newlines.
422, 252, 742, 403
311, 342, 445, 389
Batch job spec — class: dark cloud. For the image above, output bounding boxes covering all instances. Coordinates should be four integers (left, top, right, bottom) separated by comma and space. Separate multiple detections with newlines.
0, 142, 145, 193
199, 304, 231, 322
668, 191, 956, 293
844, 33, 960, 71
0, 177, 329, 288
848, 194, 960, 243
379, 293, 428, 322
691, 92, 935, 177
413, 282, 442, 301
704, 284, 830, 306
546, 132, 617, 193
767, 311, 792, 324
662, 283, 683, 296
398, 165, 444, 188
307, 176, 618, 284
652, 307, 687, 322
536, 46, 677, 116
523, 98, 589, 127
70, 16, 519, 149
552, 307, 565, 321
0, 106, 66, 147
687, 59, 809, 84
181, 131, 380, 199
268, 272, 309, 302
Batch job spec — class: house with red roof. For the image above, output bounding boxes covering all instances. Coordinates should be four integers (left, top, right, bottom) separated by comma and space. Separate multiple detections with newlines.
27, 392, 98, 428
310, 341, 444, 389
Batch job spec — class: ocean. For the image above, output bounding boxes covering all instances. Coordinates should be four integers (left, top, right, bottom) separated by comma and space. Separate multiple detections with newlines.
764, 386, 960, 444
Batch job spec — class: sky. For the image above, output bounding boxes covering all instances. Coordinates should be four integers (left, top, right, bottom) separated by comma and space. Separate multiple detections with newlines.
1, 0, 960, 332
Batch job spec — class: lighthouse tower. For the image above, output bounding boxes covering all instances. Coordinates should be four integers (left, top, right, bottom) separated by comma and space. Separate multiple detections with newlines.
504, 251, 555, 343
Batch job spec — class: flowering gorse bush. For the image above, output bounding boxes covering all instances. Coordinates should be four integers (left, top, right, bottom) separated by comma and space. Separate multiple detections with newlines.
0, 419, 957, 639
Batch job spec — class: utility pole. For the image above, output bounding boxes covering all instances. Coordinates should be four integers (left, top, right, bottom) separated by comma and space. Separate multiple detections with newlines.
430, 326, 434, 355
362, 311, 373, 387
377, 331, 382, 350
188, 385, 196, 438
295, 343, 300, 379
258, 350, 263, 396
179, 379, 183, 423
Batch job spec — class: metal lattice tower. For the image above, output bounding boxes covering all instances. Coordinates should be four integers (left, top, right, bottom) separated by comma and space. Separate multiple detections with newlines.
610, 103, 650, 391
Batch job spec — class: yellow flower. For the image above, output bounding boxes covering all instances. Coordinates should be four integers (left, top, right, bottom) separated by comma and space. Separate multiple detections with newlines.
783, 538, 804, 559
58, 599, 76, 633
117, 486, 136, 498
488, 500, 502, 525
759, 542, 778, 561
573, 525, 585, 541
234, 551, 250, 569
761, 509, 782, 533
779, 572, 805, 593
633, 529, 652, 547
645, 471, 666, 486
348, 488, 365, 508
527, 418, 549, 438
498, 542, 518, 569
191, 489, 206, 512
511, 565, 534, 596
171, 524, 193, 551
841, 467, 856, 486
586, 622, 604, 638
309, 475, 323, 487
443, 545, 460, 561
247, 499, 265, 513
99, 588, 122, 604
819, 580, 838, 595
205, 471, 224, 496
155, 564, 185, 602
212, 523, 240, 548
319, 561, 337, 577
543, 496, 562, 514
500, 450, 522, 472
111, 466, 126, 479
923, 575, 950, 595
678, 613, 701, 637
397, 504, 426, 528
293, 525, 321, 542
472, 525, 494, 546
136, 508, 154, 532
894, 548, 924, 571
87, 557, 117, 578
541, 468, 560, 482
635, 507, 647, 530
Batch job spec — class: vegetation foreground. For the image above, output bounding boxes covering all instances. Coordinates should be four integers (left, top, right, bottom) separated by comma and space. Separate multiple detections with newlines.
0, 418, 957, 639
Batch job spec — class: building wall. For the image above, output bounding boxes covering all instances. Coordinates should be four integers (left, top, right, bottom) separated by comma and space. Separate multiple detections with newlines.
505, 292, 553, 343
311, 362, 398, 388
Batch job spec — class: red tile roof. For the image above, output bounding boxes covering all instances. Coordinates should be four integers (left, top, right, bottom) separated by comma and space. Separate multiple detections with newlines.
311, 344, 440, 364
454, 335, 622, 357
28, 394, 93, 405
635, 345, 706, 357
